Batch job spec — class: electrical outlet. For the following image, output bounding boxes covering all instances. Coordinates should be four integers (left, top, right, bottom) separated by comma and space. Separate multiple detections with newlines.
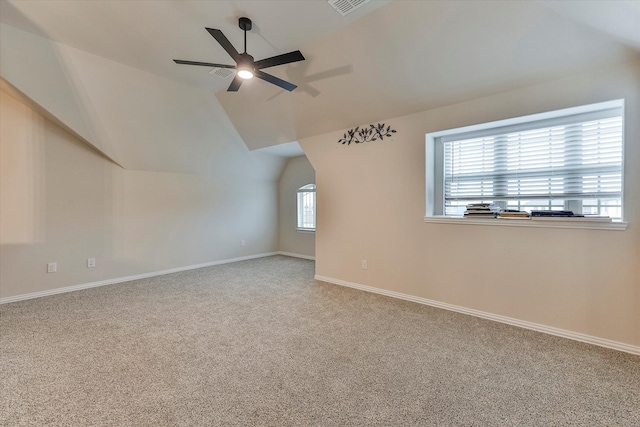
47, 262, 57, 273
87, 258, 96, 268
361, 260, 368, 270
241, 240, 245, 247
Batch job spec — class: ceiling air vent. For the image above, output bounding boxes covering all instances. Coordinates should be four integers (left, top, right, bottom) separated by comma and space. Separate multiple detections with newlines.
327, 0, 370, 16
209, 67, 234, 78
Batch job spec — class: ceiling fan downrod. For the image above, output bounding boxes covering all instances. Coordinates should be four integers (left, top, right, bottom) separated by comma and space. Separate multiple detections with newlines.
239, 17, 252, 54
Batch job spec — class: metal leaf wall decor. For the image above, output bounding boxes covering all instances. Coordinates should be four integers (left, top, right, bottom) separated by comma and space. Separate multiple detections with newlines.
338, 123, 397, 145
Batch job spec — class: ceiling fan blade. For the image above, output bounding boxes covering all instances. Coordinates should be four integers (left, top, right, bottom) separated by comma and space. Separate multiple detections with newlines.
227, 76, 243, 92
173, 60, 236, 68
254, 50, 305, 70
255, 70, 297, 92
206, 28, 240, 62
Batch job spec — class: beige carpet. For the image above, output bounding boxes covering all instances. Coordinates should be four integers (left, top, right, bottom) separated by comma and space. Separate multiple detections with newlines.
1, 255, 639, 426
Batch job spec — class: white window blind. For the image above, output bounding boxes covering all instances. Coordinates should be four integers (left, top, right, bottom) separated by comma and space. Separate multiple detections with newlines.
297, 184, 316, 230
441, 106, 623, 219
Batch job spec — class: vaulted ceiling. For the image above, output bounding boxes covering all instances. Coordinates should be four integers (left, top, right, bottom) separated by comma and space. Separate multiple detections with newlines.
1, 0, 639, 162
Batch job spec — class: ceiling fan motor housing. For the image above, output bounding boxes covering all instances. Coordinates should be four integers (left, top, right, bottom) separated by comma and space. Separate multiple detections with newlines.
237, 53, 255, 79
238, 53, 254, 66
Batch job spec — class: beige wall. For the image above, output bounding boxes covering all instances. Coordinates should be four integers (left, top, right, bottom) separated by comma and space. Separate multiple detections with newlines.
300, 60, 640, 348
278, 156, 315, 258
0, 88, 279, 299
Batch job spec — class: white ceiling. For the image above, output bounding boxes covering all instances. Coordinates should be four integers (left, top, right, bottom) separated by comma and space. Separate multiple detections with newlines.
1, 0, 639, 154
0, 0, 389, 90
254, 141, 305, 159
538, 0, 640, 51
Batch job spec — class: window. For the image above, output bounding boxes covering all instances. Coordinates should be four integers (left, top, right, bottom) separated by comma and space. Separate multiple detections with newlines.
427, 100, 624, 221
297, 184, 316, 231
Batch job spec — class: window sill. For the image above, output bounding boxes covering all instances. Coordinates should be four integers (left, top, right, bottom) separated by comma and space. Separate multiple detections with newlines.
296, 228, 316, 233
424, 216, 627, 231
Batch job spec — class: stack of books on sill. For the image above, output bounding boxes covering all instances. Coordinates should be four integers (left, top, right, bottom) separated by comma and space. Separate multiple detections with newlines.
464, 203, 501, 218
530, 210, 612, 222
498, 209, 530, 219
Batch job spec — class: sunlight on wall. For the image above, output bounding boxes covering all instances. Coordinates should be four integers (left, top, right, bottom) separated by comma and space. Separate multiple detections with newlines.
0, 90, 45, 245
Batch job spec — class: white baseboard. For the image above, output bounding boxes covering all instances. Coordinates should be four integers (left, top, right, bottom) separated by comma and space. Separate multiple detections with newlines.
314, 275, 640, 356
0, 252, 278, 304
277, 251, 315, 261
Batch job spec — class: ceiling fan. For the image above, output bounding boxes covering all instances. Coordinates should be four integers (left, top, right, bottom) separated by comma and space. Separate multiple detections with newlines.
174, 17, 305, 92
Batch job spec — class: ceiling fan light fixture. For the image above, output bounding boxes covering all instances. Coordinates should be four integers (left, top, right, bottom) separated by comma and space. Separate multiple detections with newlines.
237, 67, 254, 80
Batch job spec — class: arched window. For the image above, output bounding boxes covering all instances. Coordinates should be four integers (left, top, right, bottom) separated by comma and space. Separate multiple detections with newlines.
297, 184, 316, 231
